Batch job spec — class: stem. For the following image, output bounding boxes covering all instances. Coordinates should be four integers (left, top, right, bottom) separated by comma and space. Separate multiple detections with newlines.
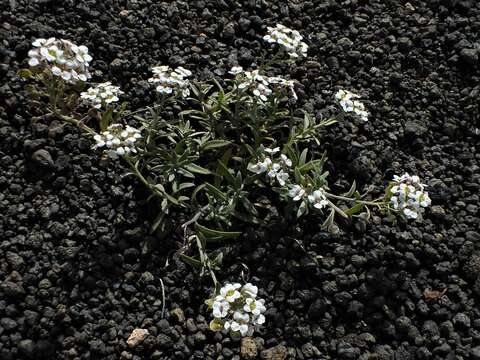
259, 51, 283, 72
123, 156, 162, 197
325, 192, 385, 207
60, 115, 97, 136
118, 95, 168, 121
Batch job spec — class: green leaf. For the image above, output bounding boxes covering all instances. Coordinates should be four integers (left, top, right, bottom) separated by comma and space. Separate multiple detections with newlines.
296, 201, 307, 218
184, 163, 211, 175
217, 161, 236, 186
215, 148, 232, 187
150, 211, 166, 234
234, 172, 243, 190
344, 202, 364, 216
343, 180, 357, 197
177, 182, 196, 192
321, 208, 335, 230
303, 112, 311, 129
240, 196, 258, 216
202, 140, 231, 151
100, 107, 114, 132
191, 184, 206, 205
180, 254, 203, 268
204, 183, 227, 201
299, 148, 308, 167
195, 223, 241, 242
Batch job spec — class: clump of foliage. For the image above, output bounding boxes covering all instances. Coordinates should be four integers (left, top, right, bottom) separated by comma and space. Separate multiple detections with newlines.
20, 29, 431, 289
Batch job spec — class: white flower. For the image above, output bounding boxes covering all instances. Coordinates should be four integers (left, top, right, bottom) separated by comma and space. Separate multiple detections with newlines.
308, 189, 329, 209
335, 89, 369, 122
81, 82, 123, 109
229, 66, 243, 75
226, 320, 249, 337
275, 170, 289, 186
212, 298, 230, 318
263, 24, 308, 58
28, 38, 91, 84
289, 185, 306, 201
403, 208, 418, 219
234, 311, 249, 323
253, 314, 265, 325
220, 283, 242, 303
241, 283, 258, 298
389, 173, 430, 220
248, 157, 272, 175
267, 76, 297, 100
148, 65, 192, 97
264, 147, 280, 155
248, 152, 291, 186
209, 281, 267, 338
93, 124, 142, 159
244, 298, 266, 316
28, 57, 40, 67
279, 154, 292, 167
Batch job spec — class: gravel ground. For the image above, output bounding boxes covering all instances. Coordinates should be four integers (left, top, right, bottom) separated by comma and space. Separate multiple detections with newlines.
1, 0, 480, 359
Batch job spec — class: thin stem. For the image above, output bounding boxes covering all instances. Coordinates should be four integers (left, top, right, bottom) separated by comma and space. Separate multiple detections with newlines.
60, 115, 97, 136
118, 95, 168, 121
325, 192, 385, 207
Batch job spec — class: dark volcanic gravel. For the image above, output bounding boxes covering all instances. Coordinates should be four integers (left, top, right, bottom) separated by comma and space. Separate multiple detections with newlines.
1, 0, 480, 359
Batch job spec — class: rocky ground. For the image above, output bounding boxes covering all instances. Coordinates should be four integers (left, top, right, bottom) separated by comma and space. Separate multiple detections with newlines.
1, 0, 480, 359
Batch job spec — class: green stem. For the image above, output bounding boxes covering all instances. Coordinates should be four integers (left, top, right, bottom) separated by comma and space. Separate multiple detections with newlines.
123, 156, 162, 197
60, 115, 97, 136
325, 192, 385, 207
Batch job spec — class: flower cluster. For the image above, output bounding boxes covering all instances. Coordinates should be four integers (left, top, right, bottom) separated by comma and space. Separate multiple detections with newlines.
148, 65, 192, 97
80, 82, 123, 109
389, 173, 431, 219
263, 24, 308, 58
93, 124, 142, 159
208, 283, 266, 337
289, 185, 329, 210
231, 67, 297, 102
28, 38, 92, 83
248, 147, 292, 186
335, 90, 369, 122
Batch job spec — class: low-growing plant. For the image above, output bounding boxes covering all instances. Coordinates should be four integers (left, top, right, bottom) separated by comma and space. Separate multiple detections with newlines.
206, 282, 266, 337
20, 27, 432, 291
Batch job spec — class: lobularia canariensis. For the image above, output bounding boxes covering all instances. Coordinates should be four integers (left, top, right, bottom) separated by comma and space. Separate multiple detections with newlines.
263, 24, 308, 58
335, 89, 369, 122
387, 173, 431, 219
148, 65, 192, 97
93, 124, 142, 159
21, 24, 432, 324
207, 282, 266, 337
28, 38, 92, 83
80, 82, 123, 109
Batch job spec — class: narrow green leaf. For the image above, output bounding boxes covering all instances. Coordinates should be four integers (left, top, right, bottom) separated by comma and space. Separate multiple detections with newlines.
177, 182, 196, 192
184, 163, 211, 175
303, 112, 310, 129
204, 182, 227, 201
180, 254, 203, 268
215, 148, 232, 187
100, 107, 114, 132
299, 148, 308, 167
195, 223, 241, 241
217, 161, 236, 185
240, 196, 258, 216
344, 202, 364, 216
321, 208, 335, 230
150, 211, 166, 234
343, 180, 357, 197
202, 140, 231, 151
